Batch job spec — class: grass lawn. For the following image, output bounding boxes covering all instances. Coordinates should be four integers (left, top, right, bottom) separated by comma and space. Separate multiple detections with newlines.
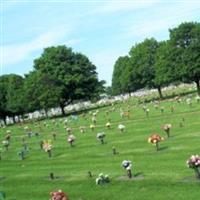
1, 95, 200, 200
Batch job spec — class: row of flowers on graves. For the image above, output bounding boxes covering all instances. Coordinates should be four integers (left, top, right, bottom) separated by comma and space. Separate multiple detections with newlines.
49, 156, 200, 200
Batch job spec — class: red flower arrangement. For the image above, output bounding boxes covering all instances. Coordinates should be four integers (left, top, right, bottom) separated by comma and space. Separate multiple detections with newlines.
50, 190, 69, 200
148, 134, 164, 151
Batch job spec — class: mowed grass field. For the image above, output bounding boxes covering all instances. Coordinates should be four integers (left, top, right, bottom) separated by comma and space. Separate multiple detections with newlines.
1, 96, 200, 200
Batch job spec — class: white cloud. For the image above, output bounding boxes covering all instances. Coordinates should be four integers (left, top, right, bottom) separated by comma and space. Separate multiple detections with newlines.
1, 27, 78, 66
92, 0, 159, 14
121, 0, 200, 40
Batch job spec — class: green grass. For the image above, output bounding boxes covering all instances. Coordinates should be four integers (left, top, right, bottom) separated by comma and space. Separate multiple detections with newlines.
1, 96, 200, 200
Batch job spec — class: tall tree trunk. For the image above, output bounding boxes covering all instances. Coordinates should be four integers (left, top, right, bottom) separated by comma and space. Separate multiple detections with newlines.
60, 104, 65, 116
195, 80, 200, 96
12, 116, 16, 124
44, 109, 48, 118
3, 116, 7, 125
157, 86, 163, 99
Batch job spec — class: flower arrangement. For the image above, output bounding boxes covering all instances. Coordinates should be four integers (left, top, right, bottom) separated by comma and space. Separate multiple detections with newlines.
195, 96, 200, 103
24, 126, 29, 131
79, 126, 86, 133
162, 124, 172, 138
186, 98, 192, 106
67, 134, 76, 147
145, 108, 150, 117
96, 132, 106, 144
186, 155, 200, 179
121, 111, 130, 118
66, 127, 72, 134
6, 130, 11, 134
148, 134, 164, 151
50, 190, 69, 200
90, 124, 95, 131
92, 116, 97, 124
43, 140, 52, 157
2, 140, 9, 151
106, 122, 111, 129
118, 124, 125, 132
63, 119, 68, 125
122, 160, 132, 178
95, 173, 110, 185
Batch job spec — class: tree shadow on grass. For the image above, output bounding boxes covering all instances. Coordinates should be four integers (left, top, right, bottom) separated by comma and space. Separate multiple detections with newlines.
158, 146, 168, 151
134, 172, 143, 177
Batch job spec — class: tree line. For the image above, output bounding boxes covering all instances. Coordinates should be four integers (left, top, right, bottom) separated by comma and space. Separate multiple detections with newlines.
0, 46, 105, 125
112, 22, 200, 98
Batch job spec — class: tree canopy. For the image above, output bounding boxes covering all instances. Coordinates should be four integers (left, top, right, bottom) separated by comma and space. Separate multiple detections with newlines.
33, 45, 104, 114
112, 21, 200, 97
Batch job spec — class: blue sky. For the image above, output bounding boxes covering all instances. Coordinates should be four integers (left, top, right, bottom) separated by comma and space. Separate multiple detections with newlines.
1, 0, 200, 85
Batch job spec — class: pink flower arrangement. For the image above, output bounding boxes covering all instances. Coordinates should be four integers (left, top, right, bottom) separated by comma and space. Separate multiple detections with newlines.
162, 124, 172, 138
148, 134, 164, 151
67, 134, 76, 147
43, 140, 52, 157
186, 155, 200, 179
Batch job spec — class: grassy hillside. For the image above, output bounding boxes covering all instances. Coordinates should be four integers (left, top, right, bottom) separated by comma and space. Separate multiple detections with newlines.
1, 95, 200, 200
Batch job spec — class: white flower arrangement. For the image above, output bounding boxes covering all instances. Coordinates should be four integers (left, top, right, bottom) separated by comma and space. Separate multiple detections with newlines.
162, 124, 172, 138
106, 122, 111, 128
90, 124, 95, 131
66, 127, 72, 133
92, 116, 96, 123
67, 134, 76, 143
97, 132, 106, 144
186, 98, 192, 105
97, 132, 105, 139
96, 173, 110, 185
122, 160, 132, 170
79, 126, 86, 133
118, 124, 125, 132
195, 96, 200, 102
2, 140, 9, 146
24, 126, 29, 131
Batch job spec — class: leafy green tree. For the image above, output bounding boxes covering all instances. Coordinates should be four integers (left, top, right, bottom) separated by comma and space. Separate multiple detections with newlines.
0, 74, 24, 124
23, 72, 42, 113
6, 74, 25, 122
0, 76, 8, 125
23, 72, 63, 116
169, 22, 200, 95
153, 41, 175, 98
129, 38, 166, 98
112, 56, 128, 95
33, 45, 104, 114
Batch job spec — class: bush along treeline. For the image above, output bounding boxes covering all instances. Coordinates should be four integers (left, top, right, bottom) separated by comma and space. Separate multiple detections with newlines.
112, 22, 200, 98
0, 46, 105, 125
